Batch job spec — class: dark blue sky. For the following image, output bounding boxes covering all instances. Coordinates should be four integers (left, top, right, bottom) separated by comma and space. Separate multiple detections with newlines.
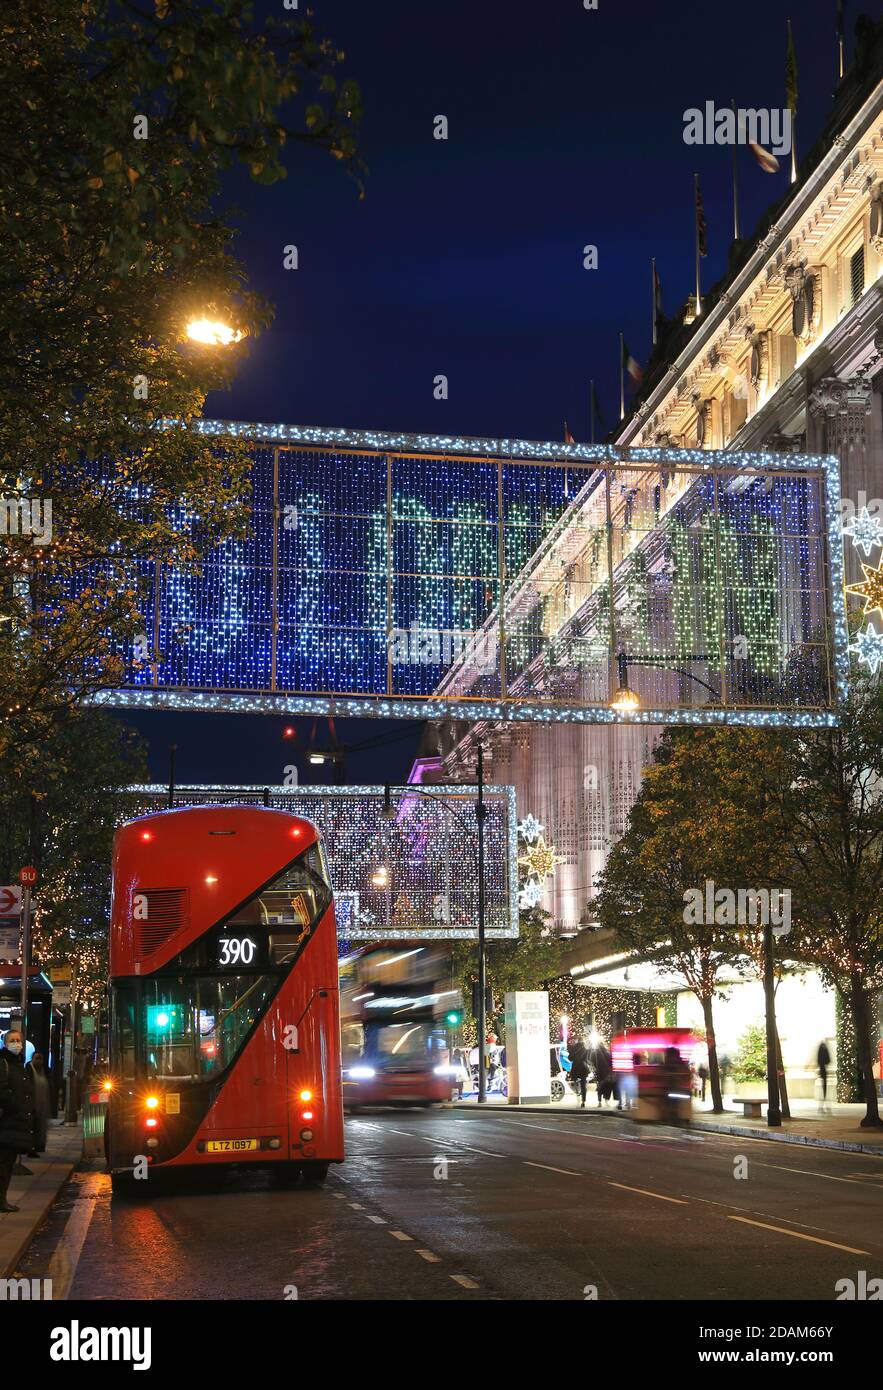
126, 0, 854, 784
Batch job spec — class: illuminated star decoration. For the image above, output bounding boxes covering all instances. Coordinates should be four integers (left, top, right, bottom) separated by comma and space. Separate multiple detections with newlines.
843, 506, 883, 558
850, 626, 883, 675
847, 560, 883, 620
517, 813, 544, 844
518, 836, 566, 882
518, 879, 544, 910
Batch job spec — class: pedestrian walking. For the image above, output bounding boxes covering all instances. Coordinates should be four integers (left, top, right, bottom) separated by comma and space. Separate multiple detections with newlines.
0, 1028, 37, 1212
817, 1039, 831, 1113
567, 1036, 590, 1108
28, 1052, 52, 1155
591, 1042, 614, 1107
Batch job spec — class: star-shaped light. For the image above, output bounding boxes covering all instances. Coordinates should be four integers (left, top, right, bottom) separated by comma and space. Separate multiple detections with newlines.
517, 813, 544, 844
846, 560, 883, 620
850, 626, 883, 675
518, 836, 565, 881
518, 879, 543, 910
844, 506, 883, 558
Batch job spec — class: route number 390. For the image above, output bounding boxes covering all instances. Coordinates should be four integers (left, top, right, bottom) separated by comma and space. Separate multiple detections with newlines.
219, 936, 256, 965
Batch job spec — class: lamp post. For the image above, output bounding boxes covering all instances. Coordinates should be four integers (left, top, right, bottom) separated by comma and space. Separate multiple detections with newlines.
476, 744, 488, 1105
610, 650, 722, 711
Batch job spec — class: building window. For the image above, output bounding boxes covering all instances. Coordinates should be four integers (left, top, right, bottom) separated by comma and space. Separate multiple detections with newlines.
776, 332, 796, 384
850, 246, 865, 305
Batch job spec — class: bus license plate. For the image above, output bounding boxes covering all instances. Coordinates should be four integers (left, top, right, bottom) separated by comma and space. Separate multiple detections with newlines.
206, 1139, 259, 1153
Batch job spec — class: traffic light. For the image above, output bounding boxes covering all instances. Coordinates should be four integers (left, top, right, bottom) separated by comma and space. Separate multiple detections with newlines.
444, 1009, 462, 1028
470, 981, 494, 1018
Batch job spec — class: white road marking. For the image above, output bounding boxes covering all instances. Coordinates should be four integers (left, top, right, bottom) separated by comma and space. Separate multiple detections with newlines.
450, 1274, 479, 1289
416, 1248, 441, 1262
390, 1230, 413, 1241
496, 1119, 640, 1145
366, 1214, 386, 1224
348, 1202, 365, 1210
331, 1192, 345, 1200
609, 1182, 687, 1205
727, 1215, 870, 1255
686, 1193, 870, 1241
752, 1161, 882, 1187
524, 1161, 580, 1176
388, 1129, 505, 1158
47, 1173, 104, 1300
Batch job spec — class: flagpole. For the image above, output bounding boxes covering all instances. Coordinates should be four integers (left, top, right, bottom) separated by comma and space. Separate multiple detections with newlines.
619, 334, 624, 422
651, 258, 657, 347
590, 380, 595, 445
787, 18, 798, 184
731, 98, 740, 242
694, 173, 701, 318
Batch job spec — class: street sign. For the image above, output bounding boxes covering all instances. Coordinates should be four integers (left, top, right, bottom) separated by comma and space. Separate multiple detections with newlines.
52, 985, 70, 1007
49, 965, 71, 982
19, 866, 37, 886
0, 924, 19, 961
0, 886, 21, 915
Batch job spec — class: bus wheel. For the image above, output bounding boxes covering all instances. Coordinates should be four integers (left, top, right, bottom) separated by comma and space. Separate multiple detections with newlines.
271, 1162, 302, 1186
302, 1162, 329, 1187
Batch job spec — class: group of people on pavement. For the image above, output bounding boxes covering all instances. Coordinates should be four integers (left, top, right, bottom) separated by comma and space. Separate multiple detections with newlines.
564, 1036, 633, 1109
0, 1027, 52, 1213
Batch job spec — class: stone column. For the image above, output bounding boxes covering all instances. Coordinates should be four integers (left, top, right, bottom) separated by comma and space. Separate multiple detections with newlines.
809, 377, 874, 586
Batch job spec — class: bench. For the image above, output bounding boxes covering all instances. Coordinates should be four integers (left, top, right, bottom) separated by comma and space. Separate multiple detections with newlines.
733, 1097, 766, 1119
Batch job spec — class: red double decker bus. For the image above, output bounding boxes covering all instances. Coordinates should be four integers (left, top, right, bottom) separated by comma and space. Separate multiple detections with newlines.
105, 805, 343, 1193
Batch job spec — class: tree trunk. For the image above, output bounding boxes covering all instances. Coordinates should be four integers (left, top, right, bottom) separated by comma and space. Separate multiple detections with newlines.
775, 1024, 790, 1119
701, 994, 724, 1113
850, 974, 881, 1128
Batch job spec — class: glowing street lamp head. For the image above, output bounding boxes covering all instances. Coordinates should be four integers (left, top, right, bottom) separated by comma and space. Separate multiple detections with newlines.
371, 865, 389, 888
185, 318, 244, 347
610, 683, 641, 714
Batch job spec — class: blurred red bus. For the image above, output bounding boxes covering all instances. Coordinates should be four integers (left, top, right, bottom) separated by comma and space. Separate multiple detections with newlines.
340, 944, 460, 1108
611, 1027, 697, 1072
105, 805, 343, 1193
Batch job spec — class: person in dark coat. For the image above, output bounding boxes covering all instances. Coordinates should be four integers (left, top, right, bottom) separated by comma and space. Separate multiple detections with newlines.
567, 1037, 590, 1108
27, 1052, 51, 1155
0, 1028, 37, 1212
591, 1043, 614, 1107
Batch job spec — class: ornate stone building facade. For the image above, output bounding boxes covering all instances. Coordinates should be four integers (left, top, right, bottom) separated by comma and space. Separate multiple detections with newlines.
430, 33, 883, 942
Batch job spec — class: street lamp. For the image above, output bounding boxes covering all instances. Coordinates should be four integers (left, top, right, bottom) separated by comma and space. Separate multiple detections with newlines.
185, 318, 244, 347
610, 650, 721, 712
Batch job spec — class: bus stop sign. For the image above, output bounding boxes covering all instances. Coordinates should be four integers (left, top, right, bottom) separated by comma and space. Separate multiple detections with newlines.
19, 866, 36, 886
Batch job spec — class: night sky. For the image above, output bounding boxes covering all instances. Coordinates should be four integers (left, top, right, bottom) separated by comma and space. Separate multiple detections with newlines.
122, 0, 851, 786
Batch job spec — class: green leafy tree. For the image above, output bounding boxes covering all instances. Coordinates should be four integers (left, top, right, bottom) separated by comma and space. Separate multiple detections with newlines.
0, 710, 147, 1010
0, 0, 361, 774
451, 904, 563, 1042
755, 659, 883, 1125
731, 1024, 768, 1085
594, 727, 783, 1113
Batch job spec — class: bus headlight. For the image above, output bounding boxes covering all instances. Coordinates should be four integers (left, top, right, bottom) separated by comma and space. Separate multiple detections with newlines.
348, 1066, 375, 1080
145, 1095, 159, 1110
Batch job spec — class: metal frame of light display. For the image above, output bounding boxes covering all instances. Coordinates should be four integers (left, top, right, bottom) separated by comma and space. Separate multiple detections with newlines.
125, 783, 518, 940
94, 422, 847, 728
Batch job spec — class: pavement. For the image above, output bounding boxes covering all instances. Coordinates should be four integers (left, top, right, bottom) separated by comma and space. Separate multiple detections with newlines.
453, 1092, 883, 1154
15, 1107, 883, 1302
0, 1121, 83, 1278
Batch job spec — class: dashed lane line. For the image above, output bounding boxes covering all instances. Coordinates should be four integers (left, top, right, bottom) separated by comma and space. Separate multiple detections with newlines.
416, 1249, 441, 1263
390, 1230, 413, 1241
608, 1182, 688, 1205
450, 1274, 480, 1289
366, 1214, 387, 1224
726, 1215, 871, 1255
524, 1161, 581, 1176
